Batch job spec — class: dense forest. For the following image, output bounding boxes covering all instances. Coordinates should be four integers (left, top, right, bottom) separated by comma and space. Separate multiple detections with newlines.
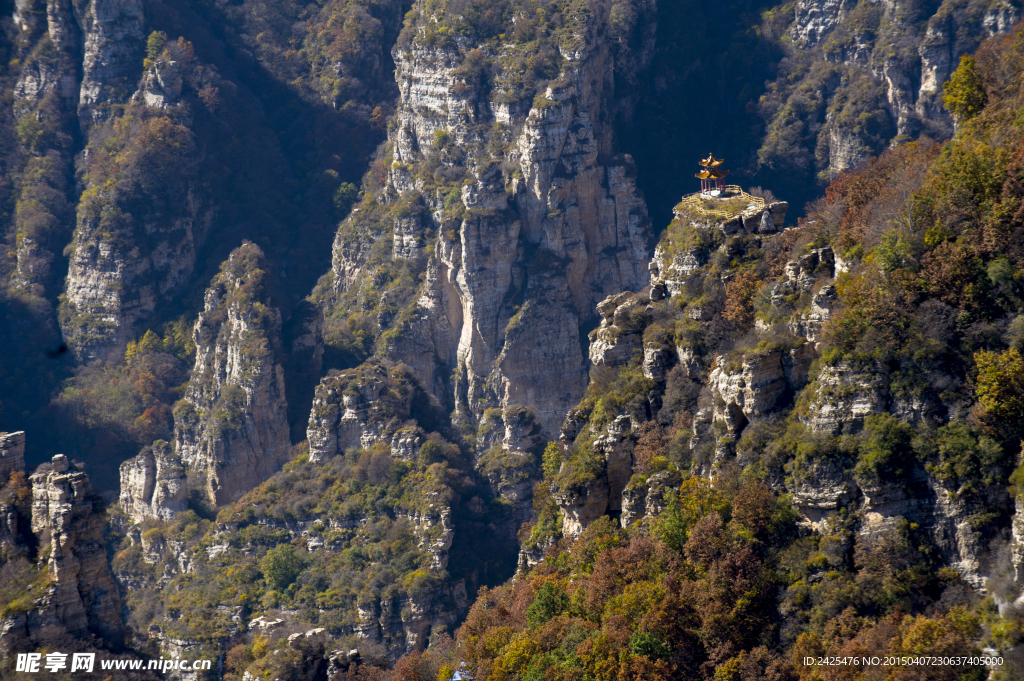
2, 0, 1024, 680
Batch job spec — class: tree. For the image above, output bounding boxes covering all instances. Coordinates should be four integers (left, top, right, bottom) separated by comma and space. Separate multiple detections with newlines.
525, 581, 567, 625
333, 182, 359, 217
144, 31, 169, 70
731, 480, 777, 538
146, 31, 169, 60
260, 544, 304, 590
723, 271, 761, 328
974, 347, 1024, 440
855, 413, 915, 484
658, 477, 727, 553
138, 330, 163, 354
943, 56, 987, 122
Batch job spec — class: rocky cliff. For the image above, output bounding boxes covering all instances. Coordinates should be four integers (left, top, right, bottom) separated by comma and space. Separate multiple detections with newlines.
761, 0, 1022, 179
172, 243, 291, 508
474, 404, 544, 524
1, 451, 122, 655
59, 41, 212, 360
316, 0, 654, 443
0, 432, 30, 562
8, 0, 143, 301
4, 0, 1024, 676
539, 147, 1023, 613
111, 360, 495, 669
119, 440, 187, 522
77, 0, 145, 123
14, 0, 146, 125
307, 363, 411, 464
0, 431, 26, 481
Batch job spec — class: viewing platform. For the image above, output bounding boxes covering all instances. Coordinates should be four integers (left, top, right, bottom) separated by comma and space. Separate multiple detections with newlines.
675, 185, 766, 221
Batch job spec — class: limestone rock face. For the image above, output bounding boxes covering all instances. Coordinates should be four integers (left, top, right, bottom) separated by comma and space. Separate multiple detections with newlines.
328, 3, 653, 440
0, 433, 31, 562
118, 441, 187, 522
14, 0, 146, 129
709, 342, 815, 436
555, 415, 634, 540
555, 475, 610, 541
400, 507, 455, 572
1, 449, 122, 655
475, 406, 543, 522
621, 469, 682, 529
784, 0, 1021, 176
307, 363, 411, 463
6, 0, 141, 338
60, 48, 215, 360
771, 247, 835, 303
24, 455, 121, 641
8, 0, 80, 297
61, 183, 210, 361
597, 415, 635, 514
783, 453, 1014, 589
354, 579, 468, 658
827, 122, 869, 178
802, 359, 890, 434
1013, 471, 1024, 585
649, 241, 706, 298
792, 0, 855, 46
134, 59, 184, 109
852, 473, 1010, 589
927, 479, 1008, 588
649, 202, 787, 298
77, 0, 145, 124
13, 3, 79, 110
9, 0, 159, 310
174, 244, 292, 506
788, 284, 838, 347
589, 292, 646, 368
787, 458, 856, 531
392, 214, 428, 260
642, 342, 673, 382
0, 431, 26, 481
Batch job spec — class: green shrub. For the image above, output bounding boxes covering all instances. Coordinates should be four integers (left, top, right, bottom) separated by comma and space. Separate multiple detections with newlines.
526, 581, 568, 625
260, 544, 305, 590
854, 414, 914, 485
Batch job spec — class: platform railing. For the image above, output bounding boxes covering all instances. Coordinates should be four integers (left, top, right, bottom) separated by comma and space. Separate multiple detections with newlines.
675, 185, 765, 220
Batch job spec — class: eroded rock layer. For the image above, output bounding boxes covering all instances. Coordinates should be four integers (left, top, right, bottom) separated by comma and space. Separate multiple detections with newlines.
1, 451, 122, 654
174, 243, 291, 507
319, 0, 655, 441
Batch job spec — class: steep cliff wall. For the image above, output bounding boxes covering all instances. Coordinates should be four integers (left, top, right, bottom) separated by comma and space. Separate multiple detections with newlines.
0, 432, 30, 562
9, 1, 79, 298
119, 440, 187, 522
13, 0, 146, 128
59, 41, 212, 360
29, 454, 122, 638
173, 243, 291, 507
1, 451, 122, 655
315, 0, 654, 442
761, 0, 1022, 179
77, 0, 144, 124
8, 0, 143, 297
0, 431, 26, 481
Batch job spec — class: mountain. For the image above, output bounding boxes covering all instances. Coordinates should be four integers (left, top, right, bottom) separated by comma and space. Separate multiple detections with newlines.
1, 0, 1024, 679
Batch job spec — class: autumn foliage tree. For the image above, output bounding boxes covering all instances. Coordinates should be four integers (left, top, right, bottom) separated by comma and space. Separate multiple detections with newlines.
974, 347, 1024, 442
943, 56, 987, 123
723, 271, 762, 329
